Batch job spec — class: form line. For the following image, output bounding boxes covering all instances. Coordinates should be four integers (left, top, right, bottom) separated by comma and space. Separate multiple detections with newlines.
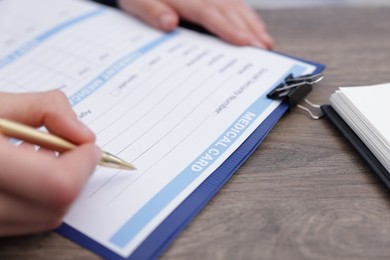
105, 73, 237, 204
105, 114, 212, 206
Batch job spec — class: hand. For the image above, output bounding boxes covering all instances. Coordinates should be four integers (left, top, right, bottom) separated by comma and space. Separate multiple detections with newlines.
0, 90, 101, 236
118, 0, 274, 49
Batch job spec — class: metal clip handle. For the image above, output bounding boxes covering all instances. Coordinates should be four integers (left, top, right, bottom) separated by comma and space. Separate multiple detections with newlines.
297, 99, 324, 120
266, 73, 325, 120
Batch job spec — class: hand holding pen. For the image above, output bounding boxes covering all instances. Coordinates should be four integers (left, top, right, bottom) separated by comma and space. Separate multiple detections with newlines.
0, 90, 132, 236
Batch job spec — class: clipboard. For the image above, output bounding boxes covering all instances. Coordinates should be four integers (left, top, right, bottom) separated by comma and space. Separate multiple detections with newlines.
58, 59, 325, 259
1, 0, 331, 258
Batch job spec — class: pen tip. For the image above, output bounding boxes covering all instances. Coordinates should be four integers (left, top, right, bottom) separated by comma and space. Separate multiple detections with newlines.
100, 152, 136, 171
121, 161, 137, 171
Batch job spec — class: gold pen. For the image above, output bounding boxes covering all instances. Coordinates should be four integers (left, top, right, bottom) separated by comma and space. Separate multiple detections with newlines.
0, 118, 135, 171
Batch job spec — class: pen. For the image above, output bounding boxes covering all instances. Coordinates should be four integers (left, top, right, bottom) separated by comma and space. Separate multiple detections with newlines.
0, 118, 136, 171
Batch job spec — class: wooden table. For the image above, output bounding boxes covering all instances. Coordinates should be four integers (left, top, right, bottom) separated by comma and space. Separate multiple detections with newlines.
1, 7, 390, 260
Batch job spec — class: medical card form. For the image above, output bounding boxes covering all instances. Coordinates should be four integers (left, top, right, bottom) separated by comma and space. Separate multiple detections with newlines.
0, 0, 320, 258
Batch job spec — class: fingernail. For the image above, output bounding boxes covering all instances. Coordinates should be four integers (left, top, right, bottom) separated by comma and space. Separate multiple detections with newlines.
250, 39, 266, 49
262, 33, 274, 48
237, 31, 250, 42
94, 146, 102, 164
159, 14, 175, 31
78, 120, 94, 136
263, 32, 273, 43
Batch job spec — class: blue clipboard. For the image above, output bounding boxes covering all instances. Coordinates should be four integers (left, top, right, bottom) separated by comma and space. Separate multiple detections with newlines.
58, 57, 325, 259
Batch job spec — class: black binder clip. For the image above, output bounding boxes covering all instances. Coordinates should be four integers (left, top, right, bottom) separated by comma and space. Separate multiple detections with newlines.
267, 73, 324, 119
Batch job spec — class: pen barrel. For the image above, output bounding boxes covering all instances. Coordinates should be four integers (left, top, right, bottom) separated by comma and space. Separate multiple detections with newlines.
0, 118, 76, 152
0, 118, 135, 170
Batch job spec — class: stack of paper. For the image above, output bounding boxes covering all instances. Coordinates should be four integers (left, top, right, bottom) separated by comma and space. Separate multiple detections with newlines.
330, 83, 390, 173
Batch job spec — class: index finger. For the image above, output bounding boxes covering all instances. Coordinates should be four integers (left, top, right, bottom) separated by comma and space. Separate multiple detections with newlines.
238, 5, 274, 49
0, 90, 95, 145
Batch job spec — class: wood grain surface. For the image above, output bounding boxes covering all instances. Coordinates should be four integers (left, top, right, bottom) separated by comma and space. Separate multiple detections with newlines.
1, 7, 390, 260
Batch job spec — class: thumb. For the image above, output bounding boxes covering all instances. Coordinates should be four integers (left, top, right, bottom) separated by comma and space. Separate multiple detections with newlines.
119, 0, 179, 31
